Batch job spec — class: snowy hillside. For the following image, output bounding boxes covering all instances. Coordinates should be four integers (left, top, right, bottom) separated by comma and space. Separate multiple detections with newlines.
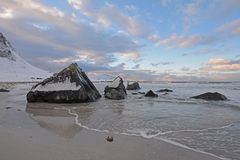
0, 32, 49, 82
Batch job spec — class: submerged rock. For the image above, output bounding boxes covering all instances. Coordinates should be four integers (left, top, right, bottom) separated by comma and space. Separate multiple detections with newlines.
156, 89, 173, 92
104, 76, 127, 100
126, 82, 141, 90
191, 92, 227, 101
145, 90, 158, 97
26, 63, 101, 103
0, 89, 9, 92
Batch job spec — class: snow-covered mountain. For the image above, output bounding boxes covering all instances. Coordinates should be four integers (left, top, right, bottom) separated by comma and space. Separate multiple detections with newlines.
0, 32, 49, 82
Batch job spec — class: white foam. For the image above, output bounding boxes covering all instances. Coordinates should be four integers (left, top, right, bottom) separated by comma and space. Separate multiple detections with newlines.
157, 138, 231, 160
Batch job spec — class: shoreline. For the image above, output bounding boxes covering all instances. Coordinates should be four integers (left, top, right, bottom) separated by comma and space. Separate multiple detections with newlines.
1, 83, 237, 160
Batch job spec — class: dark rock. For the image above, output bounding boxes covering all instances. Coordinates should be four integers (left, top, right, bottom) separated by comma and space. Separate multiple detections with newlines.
104, 76, 127, 100
191, 92, 227, 101
126, 82, 141, 90
145, 90, 158, 97
5, 107, 12, 109
26, 63, 101, 103
156, 89, 173, 92
138, 91, 145, 95
0, 89, 9, 92
106, 136, 113, 142
132, 92, 138, 95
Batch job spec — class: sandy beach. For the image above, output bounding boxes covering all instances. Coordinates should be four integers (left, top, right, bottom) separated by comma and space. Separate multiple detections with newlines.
0, 84, 226, 160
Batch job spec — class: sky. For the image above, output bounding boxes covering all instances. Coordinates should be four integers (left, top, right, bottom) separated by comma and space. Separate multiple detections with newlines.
0, 0, 240, 81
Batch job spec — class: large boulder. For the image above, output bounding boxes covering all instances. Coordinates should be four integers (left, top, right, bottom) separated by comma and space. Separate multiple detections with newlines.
126, 82, 141, 90
104, 76, 127, 100
145, 90, 158, 97
26, 63, 101, 103
191, 92, 227, 101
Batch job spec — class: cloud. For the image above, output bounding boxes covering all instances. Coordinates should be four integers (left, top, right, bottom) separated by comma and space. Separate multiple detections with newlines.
156, 33, 215, 48
117, 51, 141, 60
151, 61, 173, 67
0, 8, 13, 19
0, 0, 144, 73
97, 4, 149, 36
68, 0, 150, 36
182, 0, 240, 29
125, 5, 138, 12
32, 23, 50, 31
148, 34, 161, 43
201, 58, 240, 72
217, 19, 240, 36
67, 0, 91, 16
132, 64, 140, 69
181, 67, 190, 71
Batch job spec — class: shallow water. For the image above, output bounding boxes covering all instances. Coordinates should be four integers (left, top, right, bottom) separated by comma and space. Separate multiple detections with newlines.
1, 82, 240, 160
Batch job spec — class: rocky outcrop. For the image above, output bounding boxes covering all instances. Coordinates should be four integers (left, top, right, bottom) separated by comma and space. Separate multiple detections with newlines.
191, 92, 227, 101
145, 90, 158, 97
126, 82, 141, 90
104, 76, 127, 100
26, 63, 101, 103
156, 89, 173, 92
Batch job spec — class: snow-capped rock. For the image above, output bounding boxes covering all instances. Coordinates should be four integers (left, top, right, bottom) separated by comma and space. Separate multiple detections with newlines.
104, 76, 127, 100
0, 32, 49, 82
27, 63, 101, 103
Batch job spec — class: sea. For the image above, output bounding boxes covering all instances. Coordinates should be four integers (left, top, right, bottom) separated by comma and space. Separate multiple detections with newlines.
2, 81, 240, 160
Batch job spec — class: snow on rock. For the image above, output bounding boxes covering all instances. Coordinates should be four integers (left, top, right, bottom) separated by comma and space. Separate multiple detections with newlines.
107, 76, 122, 88
33, 79, 81, 92
0, 32, 49, 82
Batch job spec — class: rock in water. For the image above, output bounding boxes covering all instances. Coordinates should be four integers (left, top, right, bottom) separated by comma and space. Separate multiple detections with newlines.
191, 92, 227, 101
104, 76, 127, 100
0, 89, 9, 92
145, 90, 158, 97
126, 82, 141, 90
26, 63, 101, 103
156, 89, 173, 92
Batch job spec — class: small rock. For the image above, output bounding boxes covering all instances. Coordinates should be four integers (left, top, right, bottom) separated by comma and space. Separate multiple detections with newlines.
106, 136, 113, 142
138, 91, 145, 95
156, 89, 173, 92
145, 90, 158, 97
5, 107, 12, 109
191, 92, 227, 101
132, 92, 138, 95
126, 82, 141, 90
0, 89, 9, 92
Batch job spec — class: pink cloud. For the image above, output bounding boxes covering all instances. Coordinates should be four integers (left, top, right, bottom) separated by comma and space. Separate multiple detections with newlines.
201, 58, 240, 72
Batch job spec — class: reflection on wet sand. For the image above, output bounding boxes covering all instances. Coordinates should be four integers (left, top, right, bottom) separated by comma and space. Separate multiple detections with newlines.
26, 103, 95, 138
